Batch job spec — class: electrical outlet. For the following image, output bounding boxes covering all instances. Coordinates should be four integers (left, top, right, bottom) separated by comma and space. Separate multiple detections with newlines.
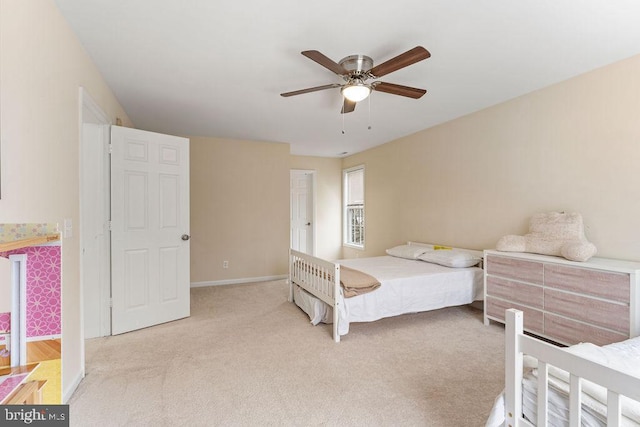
223, 260, 229, 269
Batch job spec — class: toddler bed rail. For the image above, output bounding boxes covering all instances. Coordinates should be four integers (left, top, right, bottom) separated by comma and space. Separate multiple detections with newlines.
505, 309, 640, 426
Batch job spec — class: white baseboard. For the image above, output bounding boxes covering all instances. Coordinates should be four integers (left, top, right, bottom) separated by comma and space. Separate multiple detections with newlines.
191, 274, 287, 288
63, 369, 85, 404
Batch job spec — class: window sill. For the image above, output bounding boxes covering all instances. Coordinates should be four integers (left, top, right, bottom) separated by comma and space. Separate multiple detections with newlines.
343, 243, 365, 251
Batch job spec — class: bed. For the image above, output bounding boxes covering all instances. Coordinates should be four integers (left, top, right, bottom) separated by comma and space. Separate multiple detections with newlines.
288, 242, 484, 342
486, 309, 640, 427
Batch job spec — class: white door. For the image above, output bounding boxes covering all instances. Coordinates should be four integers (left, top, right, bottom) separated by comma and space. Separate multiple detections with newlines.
290, 170, 314, 254
110, 126, 190, 335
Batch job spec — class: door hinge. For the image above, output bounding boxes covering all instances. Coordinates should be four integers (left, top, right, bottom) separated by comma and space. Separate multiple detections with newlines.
107, 220, 112, 231
108, 143, 113, 154
109, 298, 113, 308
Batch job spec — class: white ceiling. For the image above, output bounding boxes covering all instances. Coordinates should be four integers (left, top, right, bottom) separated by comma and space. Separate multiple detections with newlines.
55, 0, 640, 157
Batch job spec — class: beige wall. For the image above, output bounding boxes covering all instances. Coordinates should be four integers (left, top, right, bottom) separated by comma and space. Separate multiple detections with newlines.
290, 156, 343, 260
190, 136, 290, 283
0, 0, 132, 400
190, 150, 342, 282
343, 54, 640, 262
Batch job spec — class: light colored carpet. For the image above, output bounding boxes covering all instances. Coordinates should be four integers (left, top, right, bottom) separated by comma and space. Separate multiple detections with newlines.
69, 280, 506, 426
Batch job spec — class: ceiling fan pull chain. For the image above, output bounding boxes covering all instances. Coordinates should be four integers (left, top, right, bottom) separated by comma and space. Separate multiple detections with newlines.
368, 94, 372, 130
342, 104, 346, 134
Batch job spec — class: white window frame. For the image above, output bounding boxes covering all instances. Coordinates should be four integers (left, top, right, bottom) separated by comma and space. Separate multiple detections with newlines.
343, 165, 365, 249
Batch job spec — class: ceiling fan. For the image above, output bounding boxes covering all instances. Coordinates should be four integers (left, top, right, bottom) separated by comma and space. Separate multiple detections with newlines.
280, 46, 431, 114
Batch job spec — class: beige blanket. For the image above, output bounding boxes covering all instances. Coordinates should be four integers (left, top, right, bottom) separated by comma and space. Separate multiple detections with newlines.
339, 265, 381, 298
293, 260, 381, 298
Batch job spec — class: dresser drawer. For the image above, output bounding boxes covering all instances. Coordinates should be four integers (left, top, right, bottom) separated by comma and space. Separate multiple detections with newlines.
486, 255, 543, 284
486, 296, 543, 334
544, 264, 629, 303
544, 313, 628, 346
486, 276, 543, 308
544, 288, 629, 334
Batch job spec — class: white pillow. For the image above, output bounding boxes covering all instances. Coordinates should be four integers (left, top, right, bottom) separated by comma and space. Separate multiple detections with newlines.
385, 244, 429, 260
417, 250, 481, 268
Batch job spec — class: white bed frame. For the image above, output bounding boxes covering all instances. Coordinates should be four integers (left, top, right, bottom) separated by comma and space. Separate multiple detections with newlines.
289, 241, 482, 343
505, 309, 640, 426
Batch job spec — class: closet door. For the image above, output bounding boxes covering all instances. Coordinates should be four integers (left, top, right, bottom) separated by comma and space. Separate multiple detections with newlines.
290, 170, 314, 255
110, 126, 190, 335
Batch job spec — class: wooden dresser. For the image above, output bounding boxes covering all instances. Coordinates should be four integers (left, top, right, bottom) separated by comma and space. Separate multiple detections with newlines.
483, 250, 640, 346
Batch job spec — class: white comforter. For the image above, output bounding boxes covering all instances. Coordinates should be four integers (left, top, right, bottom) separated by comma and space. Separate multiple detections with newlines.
293, 255, 483, 335
486, 336, 640, 427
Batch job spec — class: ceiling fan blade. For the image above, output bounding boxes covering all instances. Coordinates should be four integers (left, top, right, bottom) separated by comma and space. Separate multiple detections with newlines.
341, 99, 356, 114
368, 46, 431, 78
301, 50, 349, 75
372, 82, 427, 99
280, 83, 341, 97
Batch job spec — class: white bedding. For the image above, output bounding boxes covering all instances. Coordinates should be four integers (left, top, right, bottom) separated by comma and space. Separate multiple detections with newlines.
486, 336, 640, 427
293, 255, 484, 336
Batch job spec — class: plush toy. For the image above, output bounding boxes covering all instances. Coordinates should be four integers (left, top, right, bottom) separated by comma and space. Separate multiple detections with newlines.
496, 212, 597, 262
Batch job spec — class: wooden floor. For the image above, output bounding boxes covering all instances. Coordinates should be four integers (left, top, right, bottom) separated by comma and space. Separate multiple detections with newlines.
0, 339, 61, 368
27, 339, 61, 363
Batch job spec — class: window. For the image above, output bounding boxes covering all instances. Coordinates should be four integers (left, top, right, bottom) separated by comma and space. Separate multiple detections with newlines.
343, 166, 364, 248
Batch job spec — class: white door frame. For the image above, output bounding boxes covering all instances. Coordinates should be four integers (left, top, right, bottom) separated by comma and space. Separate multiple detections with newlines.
8, 254, 27, 367
290, 169, 316, 255
79, 87, 112, 374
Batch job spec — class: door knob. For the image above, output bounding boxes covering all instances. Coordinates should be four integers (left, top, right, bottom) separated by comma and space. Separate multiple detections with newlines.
181, 234, 190, 241
306, 222, 311, 226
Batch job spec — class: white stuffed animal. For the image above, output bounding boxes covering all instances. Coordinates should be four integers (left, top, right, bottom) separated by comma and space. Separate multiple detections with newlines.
496, 212, 597, 262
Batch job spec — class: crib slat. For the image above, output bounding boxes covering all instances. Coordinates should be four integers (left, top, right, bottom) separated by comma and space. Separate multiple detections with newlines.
537, 361, 549, 426
505, 309, 524, 426
569, 374, 582, 427
333, 263, 340, 343
607, 390, 621, 426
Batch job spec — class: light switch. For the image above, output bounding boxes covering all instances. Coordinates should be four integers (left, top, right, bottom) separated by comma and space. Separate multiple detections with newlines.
63, 218, 73, 238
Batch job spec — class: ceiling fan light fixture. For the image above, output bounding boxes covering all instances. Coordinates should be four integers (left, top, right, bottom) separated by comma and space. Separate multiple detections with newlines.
341, 83, 371, 102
